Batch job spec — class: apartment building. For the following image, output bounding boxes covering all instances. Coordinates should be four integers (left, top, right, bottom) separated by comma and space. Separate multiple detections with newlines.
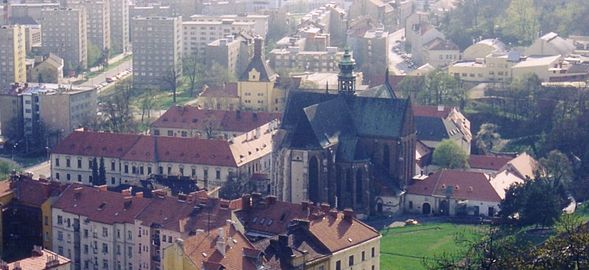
0, 83, 97, 143
298, 3, 347, 45
9, 2, 60, 24
65, 0, 111, 51
190, 14, 268, 38
351, 28, 389, 79
205, 33, 253, 78
110, 0, 130, 54
0, 25, 27, 90
422, 37, 460, 67
150, 105, 280, 140
182, 18, 256, 57
269, 29, 344, 73
40, 8, 88, 72
131, 16, 183, 89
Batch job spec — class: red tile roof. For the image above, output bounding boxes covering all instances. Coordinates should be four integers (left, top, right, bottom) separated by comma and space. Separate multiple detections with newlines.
236, 196, 380, 253
122, 136, 237, 167
200, 83, 238, 98
53, 131, 141, 158
53, 131, 237, 167
468, 155, 513, 171
151, 106, 280, 133
53, 184, 152, 224
412, 104, 453, 118
135, 196, 196, 232
182, 223, 259, 270
406, 170, 501, 202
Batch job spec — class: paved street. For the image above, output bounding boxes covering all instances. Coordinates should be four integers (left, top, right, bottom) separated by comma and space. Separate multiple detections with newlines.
80, 58, 132, 88
23, 161, 50, 179
387, 29, 414, 75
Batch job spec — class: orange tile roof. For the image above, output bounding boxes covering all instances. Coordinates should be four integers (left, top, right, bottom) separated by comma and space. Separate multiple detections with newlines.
182, 223, 260, 270
412, 104, 453, 118
200, 83, 238, 98
468, 154, 513, 171
308, 212, 380, 253
52, 131, 141, 158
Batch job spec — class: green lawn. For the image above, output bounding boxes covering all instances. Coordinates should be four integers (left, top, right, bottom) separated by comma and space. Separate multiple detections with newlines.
380, 223, 484, 270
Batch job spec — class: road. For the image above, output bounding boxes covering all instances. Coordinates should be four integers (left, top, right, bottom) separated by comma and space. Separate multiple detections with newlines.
79, 58, 132, 88
24, 161, 50, 180
387, 29, 415, 75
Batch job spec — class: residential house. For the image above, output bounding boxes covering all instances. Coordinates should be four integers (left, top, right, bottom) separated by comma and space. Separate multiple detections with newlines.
405, 170, 501, 216
195, 83, 240, 111
150, 105, 280, 139
462, 39, 506, 61
526, 32, 575, 57
30, 54, 64, 84
422, 37, 461, 67
235, 195, 382, 270
3, 246, 71, 270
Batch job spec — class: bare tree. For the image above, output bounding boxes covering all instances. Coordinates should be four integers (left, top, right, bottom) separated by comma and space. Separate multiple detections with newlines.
161, 67, 183, 104
100, 82, 136, 132
183, 54, 203, 97
140, 88, 157, 123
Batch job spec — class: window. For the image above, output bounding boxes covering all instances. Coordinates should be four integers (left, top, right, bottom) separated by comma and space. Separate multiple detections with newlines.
153, 129, 160, 136
84, 229, 88, 238
103, 259, 108, 269
179, 167, 184, 176
181, 131, 187, 137
103, 228, 108, 237
216, 169, 221, 179
88, 160, 93, 169
127, 231, 132, 241
372, 247, 375, 257
111, 161, 116, 171
84, 244, 89, 254
124, 165, 128, 174
55, 158, 60, 167
191, 168, 196, 177
57, 215, 63, 225
66, 159, 71, 167
158, 166, 163, 174
128, 247, 132, 258
167, 167, 172, 175
57, 231, 63, 241
349, 255, 354, 266
78, 175, 82, 182
147, 167, 152, 175
58, 246, 63, 255
362, 251, 366, 261
409, 201, 413, 209
77, 159, 82, 168
66, 174, 71, 181
335, 260, 341, 270
167, 130, 173, 136
55, 173, 60, 180
138, 244, 142, 254
168, 236, 172, 242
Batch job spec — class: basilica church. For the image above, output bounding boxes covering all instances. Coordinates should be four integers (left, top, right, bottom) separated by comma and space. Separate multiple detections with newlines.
273, 49, 416, 216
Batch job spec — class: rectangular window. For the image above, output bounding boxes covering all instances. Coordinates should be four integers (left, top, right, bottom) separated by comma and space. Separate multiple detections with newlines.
57, 231, 63, 241
84, 229, 88, 238
44, 216, 48, 225
77, 159, 82, 168
88, 160, 93, 169
77, 175, 82, 182
191, 168, 196, 177
57, 215, 63, 225
216, 169, 221, 180
167, 167, 172, 175
111, 161, 116, 171
147, 167, 152, 175
103, 228, 108, 237
167, 130, 173, 136
362, 251, 366, 261
124, 165, 128, 174
372, 247, 375, 257
349, 255, 354, 266
67, 174, 71, 181
158, 166, 163, 174
55, 158, 60, 167
84, 244, 89, 254
66, 159, 71, 168
336, 260, 341, 270
179, 167, 184, 176
55, 173, 60, 180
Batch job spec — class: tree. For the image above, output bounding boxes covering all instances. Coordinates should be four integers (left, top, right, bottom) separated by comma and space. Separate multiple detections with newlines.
475, 123, 501, 154
98, 157, 106, 185
202, 62, 234, 88
140, 88, 157, 123
540, 150, 573, 188
500, 0, 539, 45
161, 68, 183, 104
499, 177, 567, 228
182, 54, 204, 97
432, 139, 469, 169
219, 177, 248, 200
91, 157, 99, 186
99, 82, 136, 132
87, 42, 102, 67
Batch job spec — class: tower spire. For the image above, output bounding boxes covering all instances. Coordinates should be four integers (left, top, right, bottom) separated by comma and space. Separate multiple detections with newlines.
338, 48, 356, 96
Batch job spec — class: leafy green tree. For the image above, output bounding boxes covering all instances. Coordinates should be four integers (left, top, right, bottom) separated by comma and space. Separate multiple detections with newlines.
540, 150, 573, 188
475, 123, 501, 154
219, 177, 247, 200
432, 139, 469, 169
500, 0, 539, 45
87, 42, 102, 67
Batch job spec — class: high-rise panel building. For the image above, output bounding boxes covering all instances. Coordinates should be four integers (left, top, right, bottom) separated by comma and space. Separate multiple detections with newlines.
65, 0, 111, 52
0, 25, 27, 90
110, 0, 130, 54
131, 16, 183, 89
40, 8, 88, 72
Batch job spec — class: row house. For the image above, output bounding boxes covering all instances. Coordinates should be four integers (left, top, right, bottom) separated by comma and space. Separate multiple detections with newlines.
51, 184, 236, 270
51, 128, 277, 190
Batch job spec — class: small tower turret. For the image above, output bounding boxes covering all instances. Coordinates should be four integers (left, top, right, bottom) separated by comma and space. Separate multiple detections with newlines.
337, 48, 356, 96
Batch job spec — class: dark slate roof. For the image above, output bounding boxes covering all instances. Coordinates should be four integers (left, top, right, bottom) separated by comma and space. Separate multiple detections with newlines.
281, 90, 411, 160
239, 55, 276, 82
415, 116, 463, 146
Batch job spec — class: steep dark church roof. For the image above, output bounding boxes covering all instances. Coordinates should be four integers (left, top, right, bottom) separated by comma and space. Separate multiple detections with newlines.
280, 90, 412, 162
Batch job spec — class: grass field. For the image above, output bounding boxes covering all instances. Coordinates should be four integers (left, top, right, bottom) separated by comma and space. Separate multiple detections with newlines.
380, 223, 485, 270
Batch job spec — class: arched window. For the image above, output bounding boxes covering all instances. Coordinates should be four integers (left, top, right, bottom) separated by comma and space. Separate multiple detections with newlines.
308, 156, 320, 203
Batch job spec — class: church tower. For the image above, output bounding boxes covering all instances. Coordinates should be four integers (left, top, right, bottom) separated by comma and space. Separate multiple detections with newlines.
337, 48, 356, 96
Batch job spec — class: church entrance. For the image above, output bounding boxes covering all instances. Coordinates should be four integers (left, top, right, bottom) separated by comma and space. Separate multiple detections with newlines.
422, 203, 431, 215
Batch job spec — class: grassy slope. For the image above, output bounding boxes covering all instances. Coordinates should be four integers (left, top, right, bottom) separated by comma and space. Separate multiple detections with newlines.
380, 223, 484, 270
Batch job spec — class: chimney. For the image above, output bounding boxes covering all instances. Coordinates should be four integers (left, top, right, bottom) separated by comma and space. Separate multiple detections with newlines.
278, 234, 288, 246
178, 193, 188, 201
265, 195, 277, 205
135, 192, 143, 199
31, 245, 43, 256
124, 196, 132, 209
220, 199, 230, 208
251, 192, 262, 206
343, 208, 355, 222
216, 227, 226, 256
153, 189, 167, 198
437, 105, 445, 112
328, 209, 338, 218
242, 194, 252, 209
186, 193, 195, 203
45, 254, 60, 268
121, 189, 131, 197
320, 203, 330, 213
97, 185, 108, 192
253, 36, 264, 58
74, 187, 83, 199
301, 201, 309, 211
